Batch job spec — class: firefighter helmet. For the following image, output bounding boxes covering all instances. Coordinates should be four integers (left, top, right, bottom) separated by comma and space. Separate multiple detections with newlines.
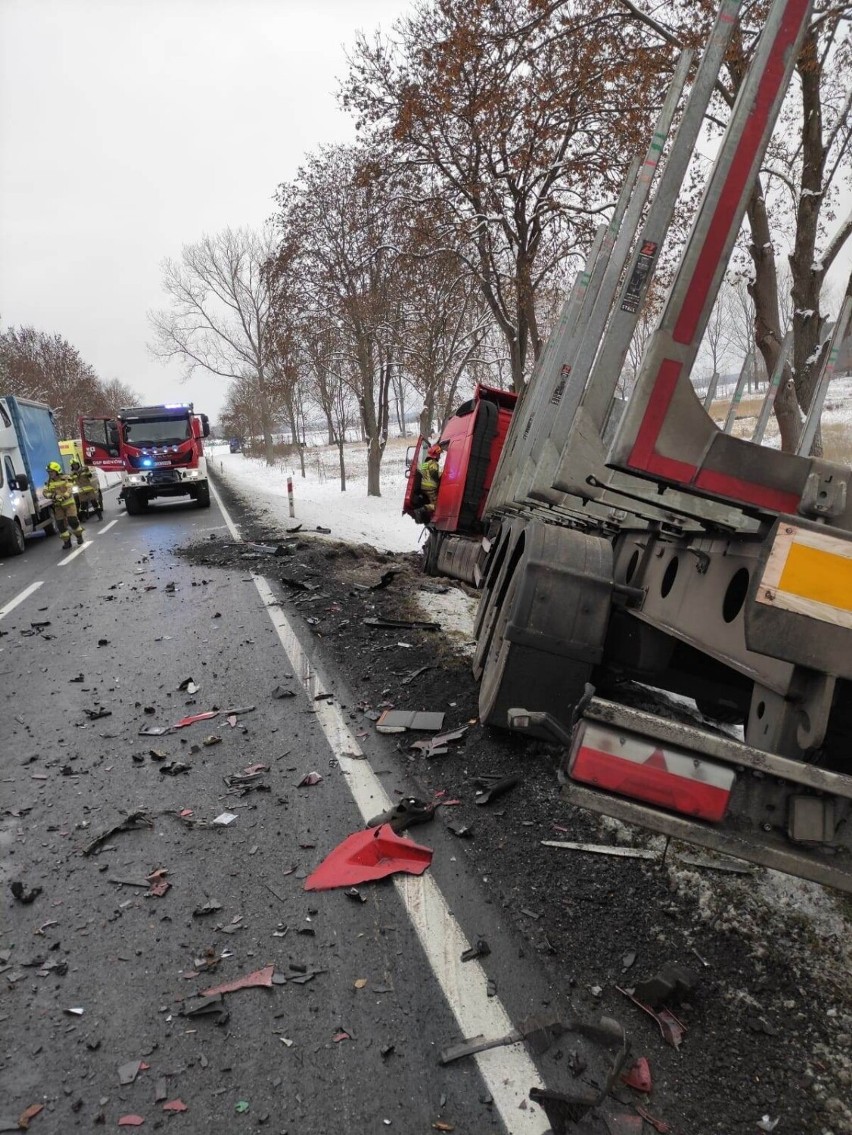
47, 461, 62, 474
427, 444, 442, 459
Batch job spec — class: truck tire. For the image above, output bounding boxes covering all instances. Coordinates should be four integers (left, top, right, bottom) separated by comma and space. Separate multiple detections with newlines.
1, 519, 26, 557
196, 484, 211, 508
125, 491, 145, 516
478, 522, 613, 738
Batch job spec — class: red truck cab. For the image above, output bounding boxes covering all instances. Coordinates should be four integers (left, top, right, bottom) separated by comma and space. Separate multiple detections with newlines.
404, 384, 517, 536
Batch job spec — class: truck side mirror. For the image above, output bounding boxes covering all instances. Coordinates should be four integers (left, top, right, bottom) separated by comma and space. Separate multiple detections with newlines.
14, 473, 29, 491
200, 414, 210, 438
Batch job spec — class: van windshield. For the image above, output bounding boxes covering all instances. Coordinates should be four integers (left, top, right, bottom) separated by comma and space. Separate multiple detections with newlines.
124, 418, 191, 447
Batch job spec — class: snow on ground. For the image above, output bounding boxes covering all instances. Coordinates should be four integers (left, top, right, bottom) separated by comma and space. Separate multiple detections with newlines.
209, 437, 422, 554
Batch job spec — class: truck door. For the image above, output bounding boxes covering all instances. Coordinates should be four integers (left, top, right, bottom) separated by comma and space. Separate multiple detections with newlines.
80, 417, 123, 471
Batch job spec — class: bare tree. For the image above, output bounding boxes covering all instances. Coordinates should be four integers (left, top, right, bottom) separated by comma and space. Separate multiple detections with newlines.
149, 227, 280, 464
343, 0, 674, 391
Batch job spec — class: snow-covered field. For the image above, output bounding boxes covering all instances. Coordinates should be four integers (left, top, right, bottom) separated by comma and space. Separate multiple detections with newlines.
208, 437, 422, 554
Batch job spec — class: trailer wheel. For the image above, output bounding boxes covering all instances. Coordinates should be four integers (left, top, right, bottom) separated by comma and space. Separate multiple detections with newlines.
478, 522, 613, 738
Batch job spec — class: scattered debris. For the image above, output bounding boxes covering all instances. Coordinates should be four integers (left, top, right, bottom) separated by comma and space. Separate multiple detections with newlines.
541, 841, 658, 859
117, 1116, 145, 1127
367, 797, 435, 832
17, 1103, 44, 1130
439, 1013, 567, 1065
201, 965, 274, 997
118, 1060, 144, 1086
212, 812, 238, 826
376, 710, 445, 733
674, 853, 754, 875
345, 888, 367, 903
633, 962, 698, 1011
369, 569, 401, 590
461, 938, 490, 963
447, 823, 473, 838
271, 686, 296, 700
173, 711, 219, 729
82, 706, 112, 721
618, 986, 687, 1049
757, 1117, 780, 1133
138, 725, 170, 737
305, 825, 433, 891
473, 774, 518, 806
410, 726, 468, 756
297, 771, 323, 787
235, 1101, 250, 1114
399, 665, 430, 686
159, 762, 191, 776
364, 616, 440, 631
10, 881, 42, 904
178, 678, 199, 694
635, 1105, 672, 1133
162, 1101, 188, 1113
179, 993, 229, 1026
82, 811, 154, 856
621, 1056, 652, 1093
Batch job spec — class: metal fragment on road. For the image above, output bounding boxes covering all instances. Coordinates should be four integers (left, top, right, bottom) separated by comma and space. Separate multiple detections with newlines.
541, 841, 658, 859
118, 1060, 144, 1085
212, 812, 238, 826
82, 811, 154, 856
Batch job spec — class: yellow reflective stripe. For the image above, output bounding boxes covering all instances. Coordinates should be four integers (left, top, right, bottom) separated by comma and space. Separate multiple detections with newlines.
778, 543, 852, 612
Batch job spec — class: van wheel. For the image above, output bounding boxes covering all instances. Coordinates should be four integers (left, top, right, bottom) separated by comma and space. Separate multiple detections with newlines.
4, 520, 26, 556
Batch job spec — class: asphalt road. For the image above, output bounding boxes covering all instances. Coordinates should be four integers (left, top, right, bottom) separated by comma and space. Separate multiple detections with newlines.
0, 487, 607, 1134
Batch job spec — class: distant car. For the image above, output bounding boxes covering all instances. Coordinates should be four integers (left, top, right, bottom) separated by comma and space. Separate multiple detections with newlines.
229, 437, 243, 453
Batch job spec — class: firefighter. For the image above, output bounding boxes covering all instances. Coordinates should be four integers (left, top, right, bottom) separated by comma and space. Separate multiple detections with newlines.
70, 459, 102, 519
414, 443, 443, 523
44, 462, 84, 550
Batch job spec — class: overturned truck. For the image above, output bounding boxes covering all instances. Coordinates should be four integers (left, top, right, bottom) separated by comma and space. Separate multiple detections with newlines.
404, 0, 852, 893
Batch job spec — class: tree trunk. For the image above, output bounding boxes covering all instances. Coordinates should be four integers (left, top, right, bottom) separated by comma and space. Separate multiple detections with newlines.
746, 180, 802, 451
337, 439, 347, 491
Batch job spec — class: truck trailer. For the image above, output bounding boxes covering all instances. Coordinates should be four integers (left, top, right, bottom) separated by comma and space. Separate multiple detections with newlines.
0, 395, 63, 556
80, 402, 211, 514
404, 0, 852, 893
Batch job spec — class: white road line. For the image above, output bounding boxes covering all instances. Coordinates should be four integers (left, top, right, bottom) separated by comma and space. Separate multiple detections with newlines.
211, 480, 549, 1132
98, 519, 120, 535
57, 540, 91, 566
0, 580, 44, 621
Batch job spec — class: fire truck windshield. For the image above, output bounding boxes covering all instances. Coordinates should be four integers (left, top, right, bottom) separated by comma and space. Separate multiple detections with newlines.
124, 418, 191, 447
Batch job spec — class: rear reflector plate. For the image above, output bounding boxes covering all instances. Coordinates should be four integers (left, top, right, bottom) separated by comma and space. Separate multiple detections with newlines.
569, 720, 735, 822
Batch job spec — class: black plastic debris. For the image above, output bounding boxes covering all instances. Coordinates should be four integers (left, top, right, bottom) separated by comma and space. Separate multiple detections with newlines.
633, 962, 698, 1010
82, 707, 112, 721
82, 810, 154, 856
473, 774, 519, 806
193, 899, 223, 918
272, 686, 296, 700
364, 616, 440, 632
160, 762, 191, 776
461, 938, 490, 963
180, 993, 230, 1026
367, 797, 435, 832
10, 882, 42, 905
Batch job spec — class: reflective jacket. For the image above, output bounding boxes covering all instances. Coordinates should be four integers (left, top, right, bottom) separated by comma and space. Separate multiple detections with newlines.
419, 457, 441, 503
72, 467, 98, 496
44, 473, 76, 508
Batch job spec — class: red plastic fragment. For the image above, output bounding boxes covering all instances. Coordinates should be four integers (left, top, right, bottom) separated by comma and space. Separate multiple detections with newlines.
617, 987, 686, 1048
304, 824, 433, 891
333, 1031, 351, 1042
173, 711, 219, 729
201, 964, 274, 997
118, 1117, 145, 1127
162, 1100, 188, 1113
621, 1056, 652, 1093
18, 1103, 44, 1129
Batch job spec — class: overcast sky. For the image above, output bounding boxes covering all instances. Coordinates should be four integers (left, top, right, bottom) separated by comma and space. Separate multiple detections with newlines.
0, 0, 409, 423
